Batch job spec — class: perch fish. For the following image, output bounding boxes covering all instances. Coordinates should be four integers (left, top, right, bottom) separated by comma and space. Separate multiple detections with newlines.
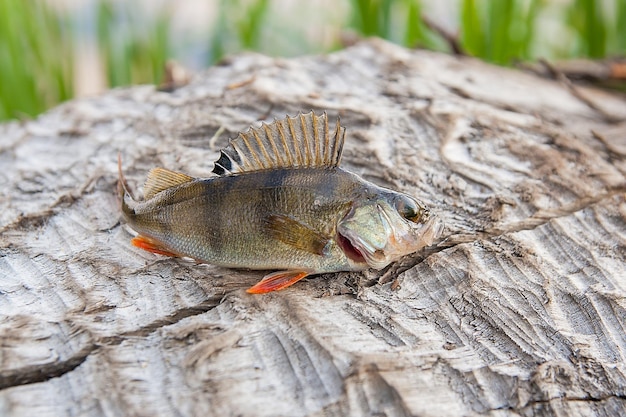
118, 112, 442, 293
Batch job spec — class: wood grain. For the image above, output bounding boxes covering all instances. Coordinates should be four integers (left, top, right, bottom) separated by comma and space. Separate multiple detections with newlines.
1, 39, 626, 416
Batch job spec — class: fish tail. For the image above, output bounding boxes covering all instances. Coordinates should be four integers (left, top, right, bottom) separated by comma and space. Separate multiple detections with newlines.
117, 153, 137, 219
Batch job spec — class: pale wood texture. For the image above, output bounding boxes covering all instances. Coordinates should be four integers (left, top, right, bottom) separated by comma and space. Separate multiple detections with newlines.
1, 39, 626, 416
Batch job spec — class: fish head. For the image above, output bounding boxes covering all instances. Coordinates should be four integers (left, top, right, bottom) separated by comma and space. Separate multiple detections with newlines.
337, 190, 443, 270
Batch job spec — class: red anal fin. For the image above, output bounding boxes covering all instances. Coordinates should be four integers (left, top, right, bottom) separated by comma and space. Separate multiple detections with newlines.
246, 270, 310, 294
131, 236, 179, 257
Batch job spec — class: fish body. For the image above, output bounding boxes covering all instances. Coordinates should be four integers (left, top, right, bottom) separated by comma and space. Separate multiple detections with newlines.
118, 112, 442, 293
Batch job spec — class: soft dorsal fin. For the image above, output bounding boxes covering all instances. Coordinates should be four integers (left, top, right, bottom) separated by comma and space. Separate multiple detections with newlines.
144, 167, 194, 199
212, 111, 346, 176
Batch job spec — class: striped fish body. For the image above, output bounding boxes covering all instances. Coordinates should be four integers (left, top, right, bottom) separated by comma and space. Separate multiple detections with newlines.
122, 167, 370, 273
118, 112, 442, 293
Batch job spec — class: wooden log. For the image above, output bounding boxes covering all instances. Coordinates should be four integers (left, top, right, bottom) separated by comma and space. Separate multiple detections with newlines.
1, 38, 626, 416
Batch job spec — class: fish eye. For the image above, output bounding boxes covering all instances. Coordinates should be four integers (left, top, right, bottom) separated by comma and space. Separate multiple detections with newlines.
395, 195, 424, 223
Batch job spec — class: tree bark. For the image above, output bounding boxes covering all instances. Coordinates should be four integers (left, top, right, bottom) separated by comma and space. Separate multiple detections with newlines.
1, 39, 626, 417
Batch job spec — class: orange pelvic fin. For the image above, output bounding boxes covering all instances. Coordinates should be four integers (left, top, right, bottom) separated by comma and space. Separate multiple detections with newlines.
246, 270, 310, 294
131, 236, 179, 257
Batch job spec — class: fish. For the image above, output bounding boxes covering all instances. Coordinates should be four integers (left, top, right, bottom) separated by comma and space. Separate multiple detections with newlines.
118, 111, 442, 293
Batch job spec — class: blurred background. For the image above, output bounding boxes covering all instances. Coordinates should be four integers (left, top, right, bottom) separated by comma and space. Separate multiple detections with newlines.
1, 0, 624, 121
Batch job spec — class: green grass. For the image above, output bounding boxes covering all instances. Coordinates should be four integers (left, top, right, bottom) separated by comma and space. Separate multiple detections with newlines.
0, 0, 624, 122
209, 0, 271, 64
460, 0, 543, 64
350, 0, 394, 38
97, 0, 170, 87
0, 0, 73, 120
567, 0, 607, 58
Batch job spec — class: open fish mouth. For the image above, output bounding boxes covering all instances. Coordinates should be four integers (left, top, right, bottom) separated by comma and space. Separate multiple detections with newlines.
336, 203, 398, 269
337, 228, 390, 270
337, 231, 367, 264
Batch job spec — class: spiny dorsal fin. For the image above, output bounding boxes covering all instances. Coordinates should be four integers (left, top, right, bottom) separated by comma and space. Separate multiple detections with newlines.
144, 167, 194, 199
212, 111, 346, 176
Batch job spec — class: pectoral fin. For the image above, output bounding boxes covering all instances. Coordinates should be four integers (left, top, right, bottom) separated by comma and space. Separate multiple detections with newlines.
265, 214, 330, 255
247, 270, 311, 294
131, 235, 179, 257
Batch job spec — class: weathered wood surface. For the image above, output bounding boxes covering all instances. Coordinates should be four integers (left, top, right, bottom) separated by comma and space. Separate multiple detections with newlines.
1, 39, 626, 416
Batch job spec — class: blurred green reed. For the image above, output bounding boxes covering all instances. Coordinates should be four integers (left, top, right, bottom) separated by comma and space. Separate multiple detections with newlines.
350, 0, 394, 38
0, 0, 73, 120
566, 0, 607, 58
618, 0, 626, 53
461, 0, 543, 64
97, 0, 170, 87
350, 0, 442, 50
209, 0, 271, 64
1, 0, 625, 122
